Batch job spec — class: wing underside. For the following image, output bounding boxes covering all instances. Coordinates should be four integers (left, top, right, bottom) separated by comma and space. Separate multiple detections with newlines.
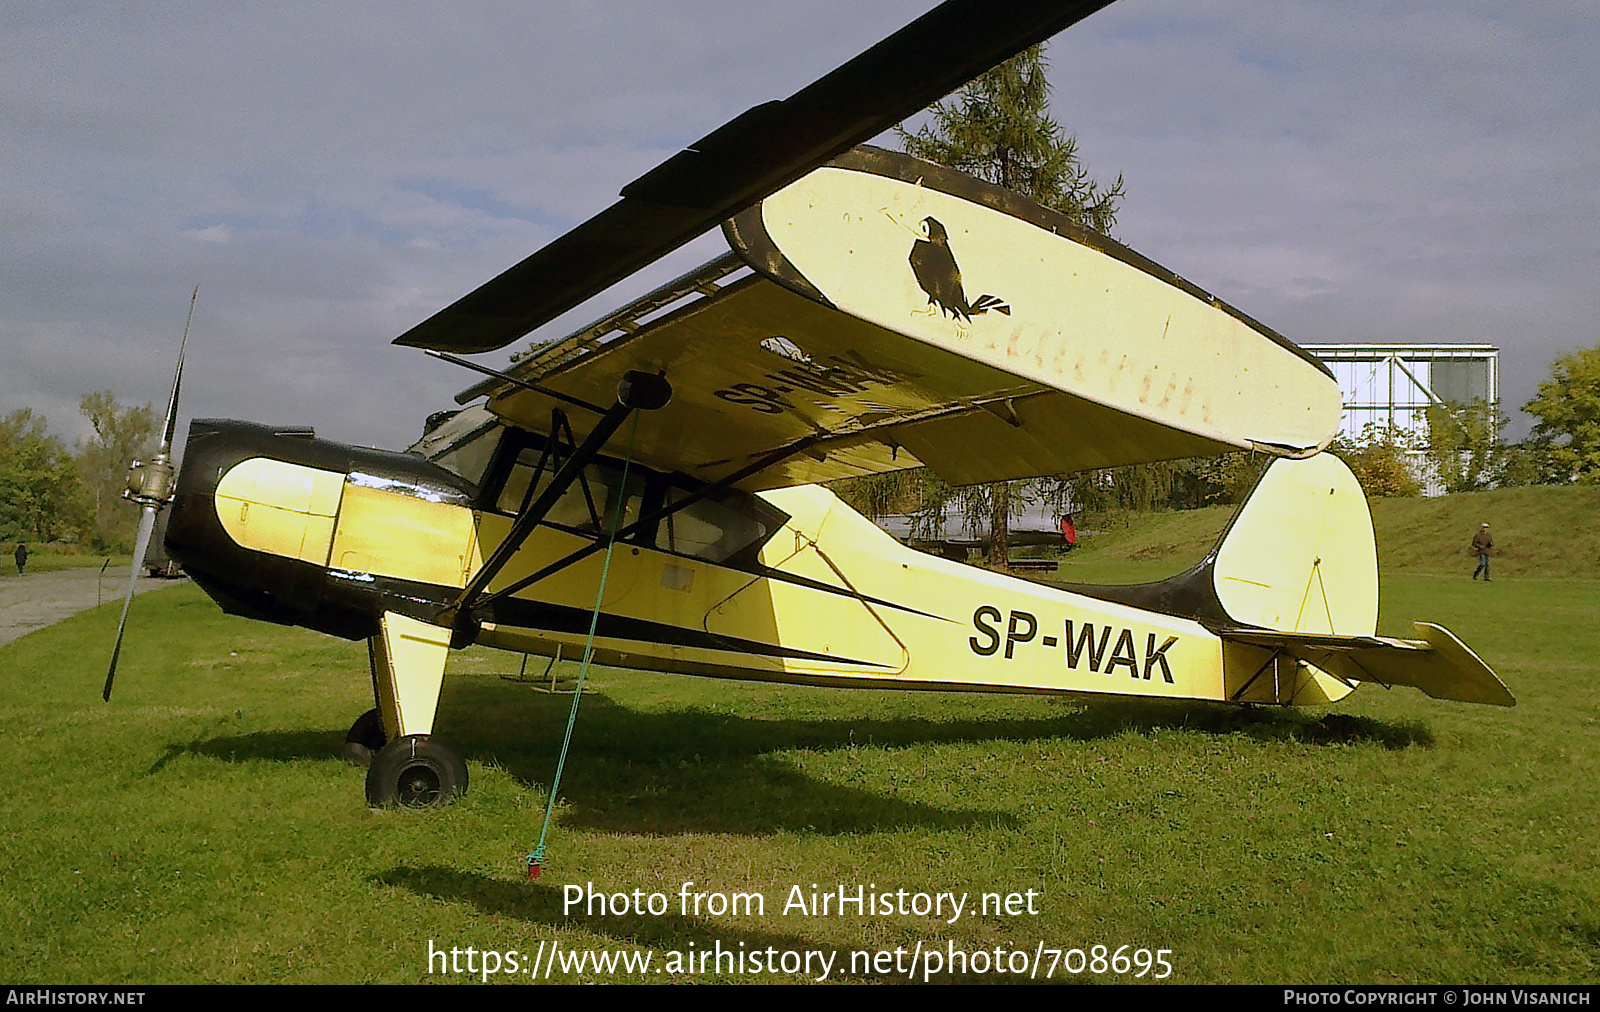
482, 270, 1248, 490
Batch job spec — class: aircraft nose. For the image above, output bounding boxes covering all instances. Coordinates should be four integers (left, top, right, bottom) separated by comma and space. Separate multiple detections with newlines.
164, 419, 336, 631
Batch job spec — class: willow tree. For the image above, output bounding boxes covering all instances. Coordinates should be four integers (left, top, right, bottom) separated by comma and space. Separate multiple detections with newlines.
895, 44, 1124, 565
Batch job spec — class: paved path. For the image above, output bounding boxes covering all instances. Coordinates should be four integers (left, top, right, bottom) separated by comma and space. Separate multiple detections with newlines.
0, 568, 182, 647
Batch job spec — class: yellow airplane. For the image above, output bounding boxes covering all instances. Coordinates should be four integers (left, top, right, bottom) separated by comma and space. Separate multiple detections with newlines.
108, 1, 1513, 810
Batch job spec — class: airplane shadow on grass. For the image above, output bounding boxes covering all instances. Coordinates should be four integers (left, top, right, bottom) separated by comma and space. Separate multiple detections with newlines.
153, 677, 1431, 837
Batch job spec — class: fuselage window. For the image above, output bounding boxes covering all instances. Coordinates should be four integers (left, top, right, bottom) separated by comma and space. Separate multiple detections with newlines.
477, 427, 787, 564
655, 487, 772, 564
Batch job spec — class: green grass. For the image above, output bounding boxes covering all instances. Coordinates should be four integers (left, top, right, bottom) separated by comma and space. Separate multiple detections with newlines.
2, 565, 1596, 983
1367, 485, 1600, 580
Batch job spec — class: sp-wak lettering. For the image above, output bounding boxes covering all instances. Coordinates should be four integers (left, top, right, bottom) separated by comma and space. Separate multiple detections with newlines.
970, 606, 1177, 683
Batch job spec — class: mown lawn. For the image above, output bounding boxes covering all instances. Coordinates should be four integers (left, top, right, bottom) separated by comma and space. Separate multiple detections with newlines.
1054, 483, 1600, 584
1, 564, 1595, 984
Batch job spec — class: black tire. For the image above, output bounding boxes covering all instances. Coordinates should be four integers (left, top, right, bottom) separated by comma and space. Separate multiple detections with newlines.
365, 735, 468, 809
342, 708, 387, 767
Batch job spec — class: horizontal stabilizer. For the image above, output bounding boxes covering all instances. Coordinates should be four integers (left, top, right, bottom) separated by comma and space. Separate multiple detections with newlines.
1222, 622, 1515, 707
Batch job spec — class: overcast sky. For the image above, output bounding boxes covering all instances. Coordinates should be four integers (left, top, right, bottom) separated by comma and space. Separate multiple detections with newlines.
4, 1, 1595, 453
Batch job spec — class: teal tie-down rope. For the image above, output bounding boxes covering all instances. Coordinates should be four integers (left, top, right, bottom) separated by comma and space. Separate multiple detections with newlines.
527, 413, 639, 880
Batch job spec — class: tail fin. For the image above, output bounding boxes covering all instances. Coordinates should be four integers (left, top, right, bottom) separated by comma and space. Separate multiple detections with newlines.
1059, 452, 1512, 706
1213, 455, 1511, 706
1052, 453, 1375, 637
1211, 453, 1377, 637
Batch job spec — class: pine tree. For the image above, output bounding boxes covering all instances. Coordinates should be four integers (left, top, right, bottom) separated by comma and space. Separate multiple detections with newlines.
896, 44, 1124, 566
899, 44, 1123, 232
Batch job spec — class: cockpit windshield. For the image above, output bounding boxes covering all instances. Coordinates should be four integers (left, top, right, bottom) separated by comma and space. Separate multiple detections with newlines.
411, 405, 502, 489
480, 427, 788, 568
429, 426, 500, 489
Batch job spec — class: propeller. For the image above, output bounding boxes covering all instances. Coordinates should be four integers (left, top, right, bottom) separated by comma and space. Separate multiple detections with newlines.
393, 0, 1117, 355
103, 286, 196, 702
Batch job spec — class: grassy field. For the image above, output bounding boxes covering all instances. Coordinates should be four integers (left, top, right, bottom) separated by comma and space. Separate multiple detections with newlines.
1, 492, 1596, 984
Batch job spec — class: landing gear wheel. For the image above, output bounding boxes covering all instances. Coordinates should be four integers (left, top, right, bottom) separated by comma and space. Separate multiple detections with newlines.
365, 735, 467, 809
342, 708, 387, 767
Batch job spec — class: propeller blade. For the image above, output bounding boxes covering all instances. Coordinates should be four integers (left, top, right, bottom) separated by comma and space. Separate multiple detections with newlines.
158, 285, 197, 455
393, 0, 1117, 355
103, 285, 195, 701
103, 506, 158, 702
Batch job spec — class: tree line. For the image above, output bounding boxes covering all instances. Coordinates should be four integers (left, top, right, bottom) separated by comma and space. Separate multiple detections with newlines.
1308, 351, 1600, 502
0, 394, 156, 551
832, 355, 1600, 555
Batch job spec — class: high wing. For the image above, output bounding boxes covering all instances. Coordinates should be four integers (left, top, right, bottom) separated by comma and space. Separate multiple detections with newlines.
455, 147, 1343, 491
395, 0, 1118, 355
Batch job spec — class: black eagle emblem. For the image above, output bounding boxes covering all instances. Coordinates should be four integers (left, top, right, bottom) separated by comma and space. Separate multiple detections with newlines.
908, 216, 1010, 322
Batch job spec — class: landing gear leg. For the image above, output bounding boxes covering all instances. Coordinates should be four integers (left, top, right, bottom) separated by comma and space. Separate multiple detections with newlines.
362, 612, 462, 806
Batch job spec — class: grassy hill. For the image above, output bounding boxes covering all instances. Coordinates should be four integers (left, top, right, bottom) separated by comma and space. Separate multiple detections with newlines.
1052, 484, 1600, 584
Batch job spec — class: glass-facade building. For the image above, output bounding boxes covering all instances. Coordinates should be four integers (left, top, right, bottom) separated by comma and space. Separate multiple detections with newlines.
1301, 343, 1499, 493
1302, 343, 1498, 441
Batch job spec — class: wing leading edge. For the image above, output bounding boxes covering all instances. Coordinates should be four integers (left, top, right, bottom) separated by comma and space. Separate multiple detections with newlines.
394, 0, 1117, 355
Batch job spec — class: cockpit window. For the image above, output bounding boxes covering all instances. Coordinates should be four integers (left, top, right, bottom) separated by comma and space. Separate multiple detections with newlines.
477, 426, 788, 567
496, 448, 645, 534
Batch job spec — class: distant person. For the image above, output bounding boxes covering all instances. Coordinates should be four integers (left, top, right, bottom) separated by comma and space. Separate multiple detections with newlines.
1059, 514, 1078, 551
14, 542, 27, 576
1471, 523, 1493, 581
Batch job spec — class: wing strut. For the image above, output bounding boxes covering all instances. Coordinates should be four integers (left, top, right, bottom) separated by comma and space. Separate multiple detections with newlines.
467, 432, 825, 623
438, 371, 671, 634
422, 349, 608, 416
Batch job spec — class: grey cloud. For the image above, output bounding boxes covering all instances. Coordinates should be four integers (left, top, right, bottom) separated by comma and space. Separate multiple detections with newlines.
2, 1, 1593, 450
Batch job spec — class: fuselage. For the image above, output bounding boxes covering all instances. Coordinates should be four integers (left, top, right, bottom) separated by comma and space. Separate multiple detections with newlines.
166, 417, 1352, 706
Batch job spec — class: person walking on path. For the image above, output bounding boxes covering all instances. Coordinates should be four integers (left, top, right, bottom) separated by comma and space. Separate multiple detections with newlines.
13, 543, 28, 576
1471, 523, 1493, 581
